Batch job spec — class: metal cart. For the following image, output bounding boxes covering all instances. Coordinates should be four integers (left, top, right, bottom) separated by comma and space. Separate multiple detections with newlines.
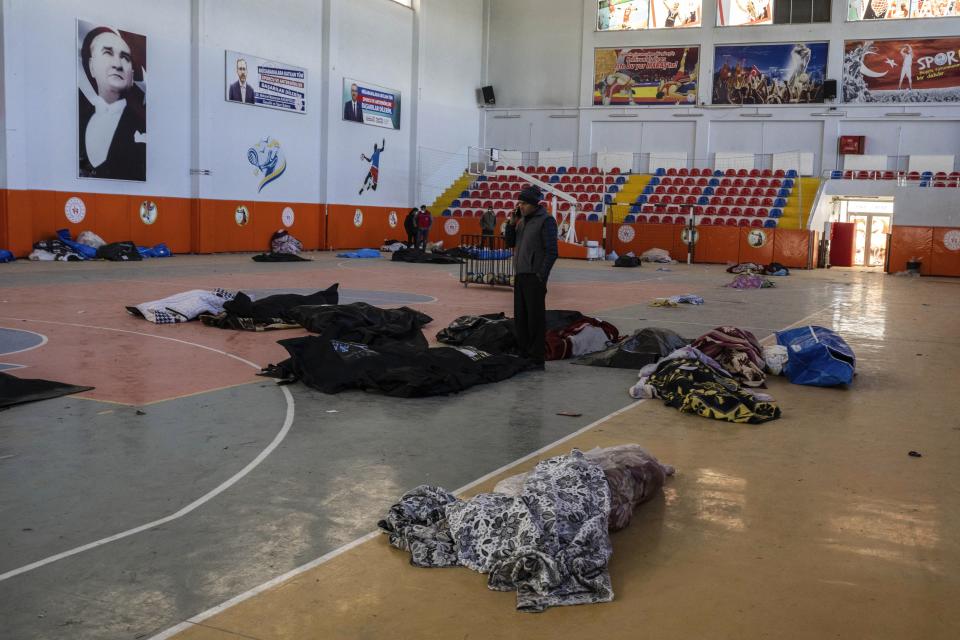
459, 234, 514, 287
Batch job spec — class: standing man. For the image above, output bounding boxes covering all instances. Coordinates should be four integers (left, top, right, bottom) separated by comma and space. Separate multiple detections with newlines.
416, 205, 433, 251
504, 185, 558, 370
344, 83, 364, 122
229, 58, 255, 103
480, 207, 496, 246
404, 208, 418, 248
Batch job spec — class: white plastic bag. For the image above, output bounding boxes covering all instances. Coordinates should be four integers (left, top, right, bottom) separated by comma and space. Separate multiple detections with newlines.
763, 345, 789, 376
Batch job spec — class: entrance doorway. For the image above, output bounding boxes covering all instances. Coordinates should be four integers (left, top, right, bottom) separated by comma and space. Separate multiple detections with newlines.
830, 199, 894, 268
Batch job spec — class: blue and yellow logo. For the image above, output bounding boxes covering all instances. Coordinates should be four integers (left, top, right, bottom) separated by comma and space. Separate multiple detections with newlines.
248, 137, 287, 192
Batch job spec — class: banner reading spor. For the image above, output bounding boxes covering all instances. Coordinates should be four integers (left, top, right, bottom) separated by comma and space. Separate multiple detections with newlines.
225, 51, 306, 113
342, 78, 402, 130
593, 47, 699, 106
844, 37, 960, 103
713, 42, 828, 105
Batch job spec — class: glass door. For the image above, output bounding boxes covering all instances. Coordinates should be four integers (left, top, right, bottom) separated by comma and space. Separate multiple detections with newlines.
849, 214, 891, 267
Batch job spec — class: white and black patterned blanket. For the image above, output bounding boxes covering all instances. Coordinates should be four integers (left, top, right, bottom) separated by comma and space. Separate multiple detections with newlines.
378, 450, 613, 612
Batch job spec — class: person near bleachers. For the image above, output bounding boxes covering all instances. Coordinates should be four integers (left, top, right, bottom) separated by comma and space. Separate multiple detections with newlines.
504, 185, 558, 371
480, 207, 496, 244
416, 205, 432, 251
404, 208, 418, 248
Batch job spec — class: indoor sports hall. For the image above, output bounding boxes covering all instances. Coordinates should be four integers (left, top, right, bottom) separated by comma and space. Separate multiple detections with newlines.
1, 2, 958, 639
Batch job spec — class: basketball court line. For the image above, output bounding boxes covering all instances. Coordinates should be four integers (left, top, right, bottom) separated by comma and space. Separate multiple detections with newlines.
0, 328, 48, 356
0, 317, 296, 584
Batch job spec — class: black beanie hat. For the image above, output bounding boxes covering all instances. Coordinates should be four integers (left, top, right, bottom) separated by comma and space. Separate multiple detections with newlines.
518, 185, 543, 205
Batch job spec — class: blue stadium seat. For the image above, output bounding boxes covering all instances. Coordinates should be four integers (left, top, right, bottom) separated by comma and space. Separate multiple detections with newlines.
624, 214, 636, 223
643, 186, 654, 195
763, 219, 777, 228
451, 199, 461, 207
442, 210, 451, 217
550, 175, 560, 183
774, 197, 787, 208
616, 176, 626, 185
587, 213, 600, 222
713, 170, 724, 177
460, 190, 470, 198
648, 176, 660, 186
785, 170, 798, 178
830, 170, 842, 179
636, 195, 647, 204
655, 168, 666, 176
604, 194, 614, 204
782, 179, 794, 188
709, 177, 720, 187
594, 203, 604, 212
629, 205, 640, 213
769, 208, 783, 218
777, 188, 790, 198
477, 175, 487, 181
556, 166, 566, 174
697, 196, 709, 205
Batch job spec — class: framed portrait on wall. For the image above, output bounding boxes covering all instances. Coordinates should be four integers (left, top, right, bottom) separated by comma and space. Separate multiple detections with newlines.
77, 19, 147, 181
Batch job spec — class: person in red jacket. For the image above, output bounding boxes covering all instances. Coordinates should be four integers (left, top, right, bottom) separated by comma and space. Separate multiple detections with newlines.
416, 205, 432, 251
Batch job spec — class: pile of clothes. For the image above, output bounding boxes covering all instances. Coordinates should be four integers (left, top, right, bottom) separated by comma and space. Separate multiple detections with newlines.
649, 294, 704, 307
640, 248, 676, 264
436, 310, 620, 361
725, 273, 775, 289
252, 230, 310, 262
574, 327, 688, 370
629, 345, 781, 424
727, 262, 790, 276
0, 249, 14, 263
690, 326, 766, 388
30, 229, 171, 262
127, 288, 237, 324
379, 446, 673, 612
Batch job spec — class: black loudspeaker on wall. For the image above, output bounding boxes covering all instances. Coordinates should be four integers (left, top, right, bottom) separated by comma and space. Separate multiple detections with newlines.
481, 85, 496, 105
823, 79, 837, 100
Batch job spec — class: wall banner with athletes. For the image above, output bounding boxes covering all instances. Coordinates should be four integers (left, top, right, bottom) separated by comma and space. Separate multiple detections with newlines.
848, 0, 959, 21
716, 0, 773, 25
843, 37, 960, 103
593, 47, 699, 106
712, 42, 828, 105
597, 0, 702, 30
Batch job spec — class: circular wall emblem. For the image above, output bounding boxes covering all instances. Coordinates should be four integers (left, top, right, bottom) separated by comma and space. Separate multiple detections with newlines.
680, 227, 699, 245
444, 218, 460, 236
617, 224, 635, 243
64, 197, 86, 224
139, 201, 158, 225
944, 230, 960, 251
235, 205, 250, 226
388, 211, 398, 228
282, 206, 295, 227
747, 229, 768, 248
353, 209, 363, 227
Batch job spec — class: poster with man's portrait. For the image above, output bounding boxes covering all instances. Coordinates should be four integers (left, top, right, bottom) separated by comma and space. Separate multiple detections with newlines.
77, 19, 147, 182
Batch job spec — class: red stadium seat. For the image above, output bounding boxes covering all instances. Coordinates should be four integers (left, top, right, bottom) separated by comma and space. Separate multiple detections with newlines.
589, 167, 601, 175
907, 171, 920, 180
705, 205, 717, 215
726, 217, 738, 226
735, 196, 748, 207
751, 218, 763, 227
648, 215, 660, 223
737, 169, 749, 177
547, 166, 556, 173
760, 169, 773, 178
610, 167, 620, 174
730, 206, 744, 216
749, 169, 760, 177
677, 168, 689, 176
661, 215, 674, 224
700, 217, 713, 225
743, 207, 756, 217
725, 168, 737, 176
637, 214, 648, 223
714, 186, 727, 197
738, 218, 751, 227
717, 206, 730, 217
667, 168, 678, 176
773, 169, 785, 178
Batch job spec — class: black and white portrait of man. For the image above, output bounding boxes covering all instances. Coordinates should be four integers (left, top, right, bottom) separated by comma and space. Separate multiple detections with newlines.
77, 20, 147, 181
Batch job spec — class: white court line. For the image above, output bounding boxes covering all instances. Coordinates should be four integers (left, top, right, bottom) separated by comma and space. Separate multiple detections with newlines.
146, 398, 646, 640
148, 301, 842, 640
0, 317, 296, 584
0, 327, 48, 356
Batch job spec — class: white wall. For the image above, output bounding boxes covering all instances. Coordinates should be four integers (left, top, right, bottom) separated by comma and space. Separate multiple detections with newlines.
325, 0, 414, 206
485, 0, 582, 109
3, 0, 193, 196
198, 0, 323, 203
809, 181, 960, 230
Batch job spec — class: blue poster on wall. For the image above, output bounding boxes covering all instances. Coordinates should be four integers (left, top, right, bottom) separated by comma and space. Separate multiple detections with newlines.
713, 42, 829, 105
343, 78, 401, 130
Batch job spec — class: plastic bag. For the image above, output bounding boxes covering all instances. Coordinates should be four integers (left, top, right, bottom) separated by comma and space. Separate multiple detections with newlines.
763, 345, 788, 375
77, 231, 107, 249
775, 326, 855, 386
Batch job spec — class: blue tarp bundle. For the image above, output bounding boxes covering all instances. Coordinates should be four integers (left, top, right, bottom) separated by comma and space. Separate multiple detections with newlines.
56, 229, 172, 259
336, 248, 381, 259
0, 249, 14, 263
776, 325, 855, 387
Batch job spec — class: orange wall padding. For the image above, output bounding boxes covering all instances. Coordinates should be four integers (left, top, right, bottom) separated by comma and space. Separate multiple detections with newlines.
196, 200, 322, 253
737, 227, 775, 266
609, 223, 686, 261
887, 226, 933, 275
327, 204, 409, 250
694, 226, 740, 264
772, 229, 812, 269
931, 228, 960, 277
0, 190, 7, 250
